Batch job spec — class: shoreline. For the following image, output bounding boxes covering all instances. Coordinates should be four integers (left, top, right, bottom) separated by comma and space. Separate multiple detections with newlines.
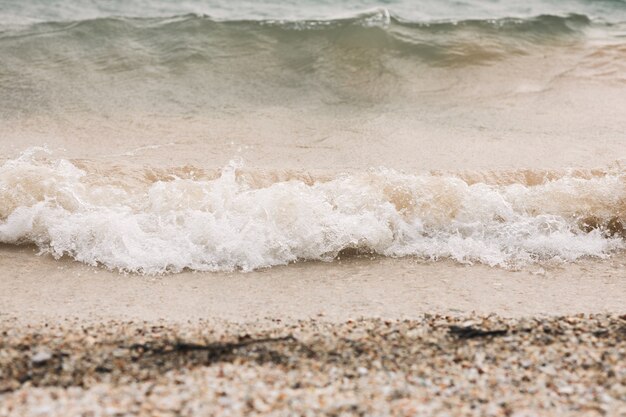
2, 223, 625, 417
1, 245, 625, 324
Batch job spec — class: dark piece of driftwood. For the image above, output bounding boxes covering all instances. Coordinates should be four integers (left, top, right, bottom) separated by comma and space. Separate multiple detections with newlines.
126, 335, 297, 360
448, 326, 508, 339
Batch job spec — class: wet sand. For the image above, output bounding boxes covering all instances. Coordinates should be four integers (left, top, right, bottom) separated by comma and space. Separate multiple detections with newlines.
1, 245, 625, 324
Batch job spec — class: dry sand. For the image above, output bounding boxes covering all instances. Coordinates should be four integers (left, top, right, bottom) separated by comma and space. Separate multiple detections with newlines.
1, 314, 625, 416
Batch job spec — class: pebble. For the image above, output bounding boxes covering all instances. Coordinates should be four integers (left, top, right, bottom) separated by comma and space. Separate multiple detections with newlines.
30, 349, 52, 364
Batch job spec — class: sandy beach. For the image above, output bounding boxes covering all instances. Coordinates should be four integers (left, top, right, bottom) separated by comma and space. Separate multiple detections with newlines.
2, 247, 625, 415
2, 0, 626, 414
1, 311, 625, 416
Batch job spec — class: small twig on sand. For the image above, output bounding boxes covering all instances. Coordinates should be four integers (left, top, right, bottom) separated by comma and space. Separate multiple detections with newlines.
127, 335, 297, 358
448, 326, 508, 339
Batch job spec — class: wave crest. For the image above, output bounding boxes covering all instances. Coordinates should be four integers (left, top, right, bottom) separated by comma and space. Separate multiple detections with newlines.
0, 12, 593, 68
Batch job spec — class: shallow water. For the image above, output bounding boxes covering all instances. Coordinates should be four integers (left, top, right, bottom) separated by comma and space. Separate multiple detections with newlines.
1, 0, 625, 273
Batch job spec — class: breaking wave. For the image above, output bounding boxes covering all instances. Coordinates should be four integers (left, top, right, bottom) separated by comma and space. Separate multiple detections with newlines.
1, 149, 624, 273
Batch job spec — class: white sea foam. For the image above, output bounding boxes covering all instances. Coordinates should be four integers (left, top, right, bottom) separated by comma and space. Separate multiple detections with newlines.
0, 149, 624, 273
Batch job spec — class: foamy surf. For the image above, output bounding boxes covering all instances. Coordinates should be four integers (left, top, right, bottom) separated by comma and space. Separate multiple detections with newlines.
0, 148, 624, 274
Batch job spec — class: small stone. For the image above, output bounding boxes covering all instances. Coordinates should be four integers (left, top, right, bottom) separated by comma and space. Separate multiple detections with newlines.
31, 348, 52, 364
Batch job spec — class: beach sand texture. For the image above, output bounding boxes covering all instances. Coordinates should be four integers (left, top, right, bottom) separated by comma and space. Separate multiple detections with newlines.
1, 315, 625, 416
2, 0, 626, 415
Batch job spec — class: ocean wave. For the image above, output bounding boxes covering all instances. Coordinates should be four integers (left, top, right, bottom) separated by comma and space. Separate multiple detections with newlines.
0, 6, 603, 30
1, 149, 624, 274
0, 11, 595, 68
2, 10, 594, 38
3, 0, 625, 26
